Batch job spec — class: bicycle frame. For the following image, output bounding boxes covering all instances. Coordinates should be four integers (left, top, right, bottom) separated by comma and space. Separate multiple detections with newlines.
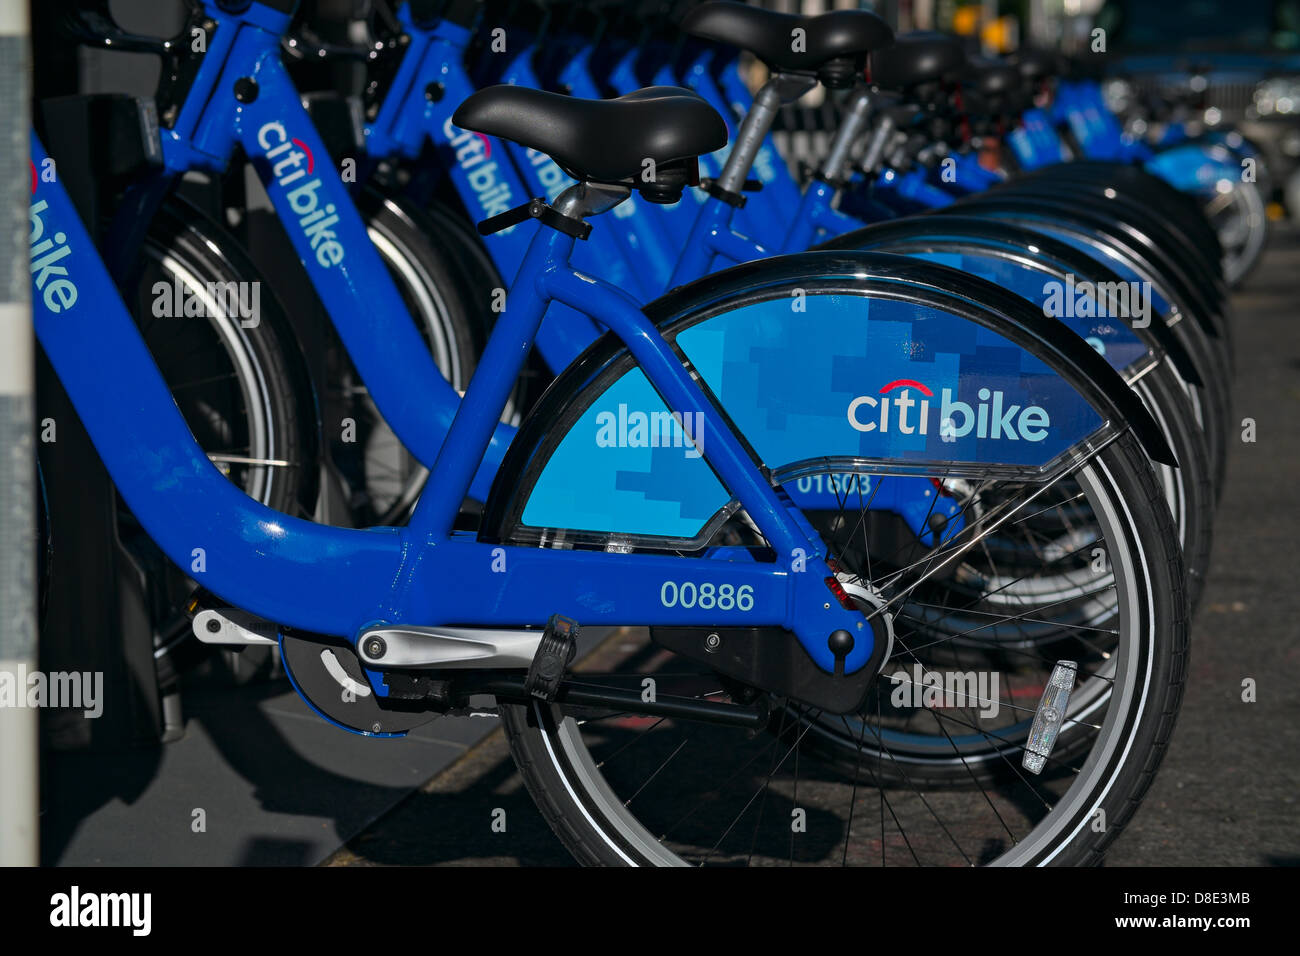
31, 130, 876, 682
1013, 79, 1247, 201
368, 8, 869, 306
366, 6, 648, 367
108, 0, 521, 501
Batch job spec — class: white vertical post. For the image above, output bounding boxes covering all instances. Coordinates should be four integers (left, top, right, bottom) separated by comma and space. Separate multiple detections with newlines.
0, 1, 37, 866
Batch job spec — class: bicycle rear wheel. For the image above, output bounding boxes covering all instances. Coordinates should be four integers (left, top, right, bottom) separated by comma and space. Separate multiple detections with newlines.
501, 433, 1186, 865
486, 257, 1189, 866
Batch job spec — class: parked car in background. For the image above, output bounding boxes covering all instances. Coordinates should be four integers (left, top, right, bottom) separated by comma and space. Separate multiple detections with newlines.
1094, 0, 1300, 217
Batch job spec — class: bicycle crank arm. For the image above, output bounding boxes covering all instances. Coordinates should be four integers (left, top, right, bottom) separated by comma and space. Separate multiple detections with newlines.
357, 625, 544, 669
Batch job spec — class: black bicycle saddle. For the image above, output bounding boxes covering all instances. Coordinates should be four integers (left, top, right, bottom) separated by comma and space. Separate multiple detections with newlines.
869, 31, 967, 90
452, 85, 727, 199
680, 1, 893, 86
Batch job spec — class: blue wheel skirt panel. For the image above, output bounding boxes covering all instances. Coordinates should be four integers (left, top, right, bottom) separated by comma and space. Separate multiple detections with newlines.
521, 295, 1104, 542
973, 216, 1175, 317
906, 251, 1151, 373
522, 370, 731, 536
1144, 142, 1244, 197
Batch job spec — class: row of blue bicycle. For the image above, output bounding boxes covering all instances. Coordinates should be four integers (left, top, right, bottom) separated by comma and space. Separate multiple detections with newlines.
31, 0, 1259, 864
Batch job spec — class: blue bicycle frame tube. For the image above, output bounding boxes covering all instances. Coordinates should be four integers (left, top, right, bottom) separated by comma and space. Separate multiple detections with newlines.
668, 198, 770, 288
782, 178, 863, 252
1008, 105, 1071, 170
151, 1, 514, 500
947, 151, 1005, 192
368, 12, 601, 369
32, 130, 871, 673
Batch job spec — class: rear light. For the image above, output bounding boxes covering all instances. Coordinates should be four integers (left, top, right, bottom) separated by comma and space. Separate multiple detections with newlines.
824, 575, 857, 610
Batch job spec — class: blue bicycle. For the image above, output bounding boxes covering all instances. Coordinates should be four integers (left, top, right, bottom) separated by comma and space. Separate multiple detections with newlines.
1006, 60, 1269, 286
331, 3, 1220, 621
284, 1, 1212, 789
34, 0, 1191, 866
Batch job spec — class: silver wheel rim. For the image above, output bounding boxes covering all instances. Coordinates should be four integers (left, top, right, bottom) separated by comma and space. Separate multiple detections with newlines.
524, 455, 1156, 866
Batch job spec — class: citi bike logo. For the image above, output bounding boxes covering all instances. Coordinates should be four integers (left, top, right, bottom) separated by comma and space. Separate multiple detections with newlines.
257, 122, 345, 268
444, 117, 518, 232
30, 198, 78, 314
846, 380, 1051, 442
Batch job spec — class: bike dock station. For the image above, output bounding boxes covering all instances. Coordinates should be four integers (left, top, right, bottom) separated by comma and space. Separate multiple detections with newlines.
1, 0, 1294, 895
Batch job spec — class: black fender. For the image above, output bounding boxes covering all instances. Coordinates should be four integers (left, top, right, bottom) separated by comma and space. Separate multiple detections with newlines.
1015, 162, 1222, 267
481, 250, 1177, 540
985, 178, 1225, 299
938, 194, 1225, 340
816, 214, 1204, 388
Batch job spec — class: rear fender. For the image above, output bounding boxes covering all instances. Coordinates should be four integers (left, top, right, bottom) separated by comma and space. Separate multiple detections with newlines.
482, 252, 1174, 549
818, 216, 1204, 387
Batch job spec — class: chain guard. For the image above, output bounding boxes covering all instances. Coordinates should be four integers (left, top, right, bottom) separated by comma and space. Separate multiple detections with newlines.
280, 632, 437, 735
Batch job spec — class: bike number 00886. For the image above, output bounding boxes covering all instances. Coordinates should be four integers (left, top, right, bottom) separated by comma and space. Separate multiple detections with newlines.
659, 581, 754, 611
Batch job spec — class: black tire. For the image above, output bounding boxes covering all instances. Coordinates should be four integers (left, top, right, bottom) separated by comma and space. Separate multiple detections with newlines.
1204, 178, 1269, 288
1139, 363, 1215, 610
939, 205, 1233, 497
122, 197, 317, 686
325, 190, 479, 526
787, 364, 1209, 789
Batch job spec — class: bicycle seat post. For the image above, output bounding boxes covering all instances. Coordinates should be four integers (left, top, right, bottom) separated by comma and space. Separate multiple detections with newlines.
859, 108, 899, 176
816, 83, 874, 187
713, 73, 816, 196
553, 180, 632, 221
679, 2, 894, 200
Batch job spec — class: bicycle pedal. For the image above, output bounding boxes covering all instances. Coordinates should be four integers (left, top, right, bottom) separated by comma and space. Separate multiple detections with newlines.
524, 614, 579, 701
1022, 661, 1077, 774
